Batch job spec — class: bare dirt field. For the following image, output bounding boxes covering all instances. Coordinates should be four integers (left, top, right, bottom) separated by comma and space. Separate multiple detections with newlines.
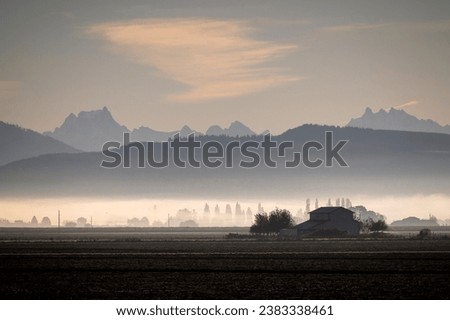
0, 228, 449, 299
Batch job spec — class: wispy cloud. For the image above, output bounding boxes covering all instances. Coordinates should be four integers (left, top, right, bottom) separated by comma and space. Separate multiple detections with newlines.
320, 23, 392, 33
394, 100, 419, 109
86, 19, 299, 102
321, 20, 450, 33
0, 81, 20, 99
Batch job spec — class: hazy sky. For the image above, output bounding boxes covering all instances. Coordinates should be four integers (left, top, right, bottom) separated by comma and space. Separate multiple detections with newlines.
1, 0, 450, 134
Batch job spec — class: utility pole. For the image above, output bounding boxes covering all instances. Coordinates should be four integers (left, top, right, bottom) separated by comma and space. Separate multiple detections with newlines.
168, 214, 170, 227
58, 210, 60, 230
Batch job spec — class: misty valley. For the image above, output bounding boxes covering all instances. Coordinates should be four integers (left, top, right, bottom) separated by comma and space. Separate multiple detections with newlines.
1, 107, 450, 299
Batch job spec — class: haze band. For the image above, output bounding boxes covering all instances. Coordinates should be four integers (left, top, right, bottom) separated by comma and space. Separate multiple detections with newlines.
101, 132, 348, 169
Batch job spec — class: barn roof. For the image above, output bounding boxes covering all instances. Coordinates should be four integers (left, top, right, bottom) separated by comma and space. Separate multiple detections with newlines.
309, 207, 354, 215
294, 219, 326, 230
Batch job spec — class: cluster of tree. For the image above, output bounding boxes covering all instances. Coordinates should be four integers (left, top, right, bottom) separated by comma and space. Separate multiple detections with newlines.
350, 205, 385, 223
151, 220, 165, 227
64, 217, 92, 227
391, 215, 439, 227
0, 216, 52, 227
176, 208, 196, 221
167, 208, 198, 227
203, 202, 254, 217
250, 208, 294, 235
179, 220, 199, 227
360, 219, 388, 233
127, 217, 149, 227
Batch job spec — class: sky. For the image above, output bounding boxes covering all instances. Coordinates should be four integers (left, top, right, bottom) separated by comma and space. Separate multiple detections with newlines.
1, 0, 450, 135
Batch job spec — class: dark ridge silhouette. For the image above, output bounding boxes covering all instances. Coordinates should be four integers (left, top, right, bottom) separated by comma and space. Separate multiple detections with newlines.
0, 124, 449, 199
0, 121, 80, 166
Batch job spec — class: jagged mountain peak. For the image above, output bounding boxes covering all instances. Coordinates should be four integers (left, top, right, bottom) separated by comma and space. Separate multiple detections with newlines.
67, 107, 115, 122
347, 107, 450, 135
180, 125, 192, 132
364, 107, 374, 115
229, 120, 247, 129
45, 107, 264, 150
206, 121, 256, 137
45, 106, 129, 152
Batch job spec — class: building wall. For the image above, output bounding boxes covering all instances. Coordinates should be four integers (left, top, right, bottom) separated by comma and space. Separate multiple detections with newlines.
310, 212, 329, 221
321, 219, 360, 235
328, 211, 354, 223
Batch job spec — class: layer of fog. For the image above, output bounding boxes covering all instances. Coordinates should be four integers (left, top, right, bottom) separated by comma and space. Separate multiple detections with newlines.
1, 193, 449, 227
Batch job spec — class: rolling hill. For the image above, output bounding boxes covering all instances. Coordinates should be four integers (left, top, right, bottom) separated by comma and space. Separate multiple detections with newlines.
0, 121, 80, 167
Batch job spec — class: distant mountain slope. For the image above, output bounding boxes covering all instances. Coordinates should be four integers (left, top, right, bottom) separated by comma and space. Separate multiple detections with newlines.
130, 126, 174, 142
130, 125, 201, 142
2, 125, 449, 198
347, 107, 450, 134
44, 107, 130, 152
44, 106, 204, 151
0, 121, 80, 166
44, 107, 261, 151
206, 121, 257, 137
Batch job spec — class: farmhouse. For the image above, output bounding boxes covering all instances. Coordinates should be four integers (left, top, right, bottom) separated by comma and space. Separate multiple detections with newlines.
283, 207, 360, 238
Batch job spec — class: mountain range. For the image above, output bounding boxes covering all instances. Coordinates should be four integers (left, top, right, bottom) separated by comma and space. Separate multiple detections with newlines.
347, 107, 450, 134
44, 107, 258, 152
1, 124, 449, 199
206, 121, 257, 137
0, 121, 80, 167
44, 107, 128, 152
41, 106, 450, 153
1, 106, 450, 200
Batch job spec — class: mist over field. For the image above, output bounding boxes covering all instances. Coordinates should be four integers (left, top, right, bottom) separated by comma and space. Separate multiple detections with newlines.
1, 124, 450, 225
1, 193, 449, 226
